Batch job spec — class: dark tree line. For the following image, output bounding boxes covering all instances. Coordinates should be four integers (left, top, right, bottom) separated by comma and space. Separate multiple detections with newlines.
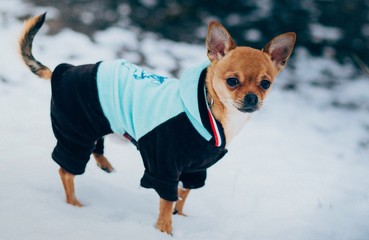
27, 0, 368, 67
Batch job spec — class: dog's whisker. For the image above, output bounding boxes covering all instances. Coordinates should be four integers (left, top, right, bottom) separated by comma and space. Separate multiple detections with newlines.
222, 99, 235, 104
221, 99, 237, 108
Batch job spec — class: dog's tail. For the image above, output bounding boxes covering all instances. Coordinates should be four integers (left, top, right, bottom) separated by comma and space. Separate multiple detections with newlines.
18, 13, 52, 80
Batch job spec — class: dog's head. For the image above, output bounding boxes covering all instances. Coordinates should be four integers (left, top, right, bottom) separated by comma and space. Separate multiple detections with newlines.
206, 21, 296, 113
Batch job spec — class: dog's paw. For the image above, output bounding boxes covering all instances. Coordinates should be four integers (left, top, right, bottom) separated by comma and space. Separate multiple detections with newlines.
156, 218, 173, 235
93, 154, 114, 173
66, 198, 83, 207
98, 164, 114, 173
173, 208, 187, 216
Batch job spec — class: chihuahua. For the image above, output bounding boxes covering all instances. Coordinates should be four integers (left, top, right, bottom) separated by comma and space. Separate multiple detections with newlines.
19, 13, 295, 234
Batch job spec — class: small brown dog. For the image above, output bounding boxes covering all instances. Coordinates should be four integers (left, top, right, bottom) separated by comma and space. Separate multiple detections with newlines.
19, 13, 295, 234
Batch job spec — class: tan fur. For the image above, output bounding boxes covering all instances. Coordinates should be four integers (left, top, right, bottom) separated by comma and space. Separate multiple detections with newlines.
206, 48, 277, 143
205, 27, 295, 144
18, 13, 52, 80
156, 199, 174, 234
174, 188, 191, 216
19, 14, 296, 235
59, 168, 83, 207
93, 153, 114, 173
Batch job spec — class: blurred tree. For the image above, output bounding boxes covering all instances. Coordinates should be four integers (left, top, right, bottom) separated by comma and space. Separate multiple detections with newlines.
26, 0, 368, 67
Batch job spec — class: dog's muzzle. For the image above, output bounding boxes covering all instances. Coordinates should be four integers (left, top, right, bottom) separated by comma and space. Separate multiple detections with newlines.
237, 93, 259, 113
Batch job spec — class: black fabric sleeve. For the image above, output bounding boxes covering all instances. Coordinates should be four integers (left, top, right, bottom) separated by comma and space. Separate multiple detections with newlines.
50, 63, 112, 175
179, 170, 207, 189
137, 112, 227, 202
140, 171, 179, 201
138, 113, 200, 202
92, 137, 105, 155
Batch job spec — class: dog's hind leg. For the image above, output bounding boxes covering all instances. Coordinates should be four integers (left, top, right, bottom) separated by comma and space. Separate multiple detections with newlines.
59, 168, 83, 207
92, 137, 114, 173
173, 188, 191, 216
93, 153, 114, 173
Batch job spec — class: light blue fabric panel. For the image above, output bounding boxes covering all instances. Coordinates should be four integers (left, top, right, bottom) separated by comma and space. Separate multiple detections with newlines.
97, 59, 211, 141
179, 60, 212, 140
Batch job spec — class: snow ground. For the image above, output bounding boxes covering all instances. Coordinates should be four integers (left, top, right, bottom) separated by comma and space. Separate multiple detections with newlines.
1, 1, 369, 240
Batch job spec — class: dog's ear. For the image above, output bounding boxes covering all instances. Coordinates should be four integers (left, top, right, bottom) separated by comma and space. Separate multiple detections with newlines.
206, 21, 236, 62
263, 32, 296, 71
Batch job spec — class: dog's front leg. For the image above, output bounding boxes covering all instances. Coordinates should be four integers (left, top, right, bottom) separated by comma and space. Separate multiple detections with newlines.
59, 168, 83, 207
156, 198, 174, 234
174, 188, 190, 216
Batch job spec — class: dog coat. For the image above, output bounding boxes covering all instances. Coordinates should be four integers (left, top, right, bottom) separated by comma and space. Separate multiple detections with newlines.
50, 60, 227, 201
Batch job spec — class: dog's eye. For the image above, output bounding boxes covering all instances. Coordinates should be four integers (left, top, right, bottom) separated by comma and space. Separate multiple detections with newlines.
260, 80, 271, 90
226, 77, 240, 88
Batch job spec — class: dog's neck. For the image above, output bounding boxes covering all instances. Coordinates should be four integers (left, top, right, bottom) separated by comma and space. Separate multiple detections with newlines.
205, 80, 251, 146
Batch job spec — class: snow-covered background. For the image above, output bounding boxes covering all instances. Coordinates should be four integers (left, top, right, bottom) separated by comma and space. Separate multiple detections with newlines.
1, 1, 369, 239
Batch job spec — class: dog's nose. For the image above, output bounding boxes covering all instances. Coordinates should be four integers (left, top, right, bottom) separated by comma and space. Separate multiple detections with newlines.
244, 93, 258, 107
